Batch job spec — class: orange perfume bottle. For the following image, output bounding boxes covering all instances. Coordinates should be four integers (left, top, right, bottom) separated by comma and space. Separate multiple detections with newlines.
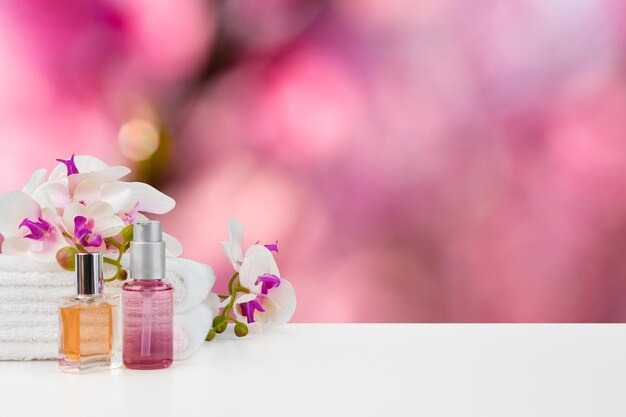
58, 253, 121, 373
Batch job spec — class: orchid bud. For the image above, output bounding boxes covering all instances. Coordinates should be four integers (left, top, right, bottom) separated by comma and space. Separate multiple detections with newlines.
120, 224, 134, 242
213, 315, 226, 328
56, 247, 77, 271
234, 322, 248, 337
205, 328, 216, 341
119, 269, 128, 281
215, 321, 227, 334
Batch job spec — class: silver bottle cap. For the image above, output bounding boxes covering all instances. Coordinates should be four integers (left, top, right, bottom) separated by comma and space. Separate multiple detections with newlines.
130, 221, 165, 280
76, 253, 103, 295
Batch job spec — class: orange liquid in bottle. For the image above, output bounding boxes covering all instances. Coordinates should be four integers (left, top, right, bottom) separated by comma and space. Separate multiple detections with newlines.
60, 303, 113, 362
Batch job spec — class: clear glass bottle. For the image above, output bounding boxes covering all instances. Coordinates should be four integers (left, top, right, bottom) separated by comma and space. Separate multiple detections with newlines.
123, 221, 173, 369
58, 253, 121, 373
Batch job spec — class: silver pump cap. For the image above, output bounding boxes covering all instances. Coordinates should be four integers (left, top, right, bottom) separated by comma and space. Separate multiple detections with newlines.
76, 253, 103, 295
130, 221, 165, 280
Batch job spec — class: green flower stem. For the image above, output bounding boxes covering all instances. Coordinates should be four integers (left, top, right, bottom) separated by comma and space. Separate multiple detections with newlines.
233, 284, 250, 293
227, 272, 239, 294
220, 272, 240, 318
103, 257, 123, 282
116, 244, 126, 263
222, 291, 237, 318
206, 272, 249, 340
106, 238, 122, 250
103, 236, 132, 282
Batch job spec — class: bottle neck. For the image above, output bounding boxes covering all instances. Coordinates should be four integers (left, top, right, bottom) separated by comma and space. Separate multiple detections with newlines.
131, 278, 164, 282
75, 294, 99, 302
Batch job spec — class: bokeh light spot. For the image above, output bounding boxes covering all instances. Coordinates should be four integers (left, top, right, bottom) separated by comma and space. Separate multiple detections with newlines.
118, 118, 160, 161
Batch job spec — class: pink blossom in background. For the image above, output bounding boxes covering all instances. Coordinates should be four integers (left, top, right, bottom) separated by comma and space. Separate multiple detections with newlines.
0, 0, 214, 188
2, 1, 626, 322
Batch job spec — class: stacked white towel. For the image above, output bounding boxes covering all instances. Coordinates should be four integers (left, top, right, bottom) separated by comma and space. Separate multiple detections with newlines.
0, 254, 215, 361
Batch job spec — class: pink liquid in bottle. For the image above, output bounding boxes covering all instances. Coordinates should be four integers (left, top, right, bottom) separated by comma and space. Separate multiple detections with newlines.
122, 280, 173, 369
123, 221, 173, 370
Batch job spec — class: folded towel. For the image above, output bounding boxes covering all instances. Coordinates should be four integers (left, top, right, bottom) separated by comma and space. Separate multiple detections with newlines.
0, 327, 57, 343
0, 303, 214, 360
173, 303, 213, 360
0, 255, 214, 314
0, 254, 215, 361
0, 342, 58, 361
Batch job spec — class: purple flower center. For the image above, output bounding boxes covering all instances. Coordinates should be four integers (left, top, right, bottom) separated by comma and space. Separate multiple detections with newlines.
56, 154, 79, 176
240, 298, 265, 324
74, 216, 103, 248
255, 274, 281, 295
122, 203, 139, 225
264, 240, 279, 253
19, 217, 52, 240
255, 240, 279, 253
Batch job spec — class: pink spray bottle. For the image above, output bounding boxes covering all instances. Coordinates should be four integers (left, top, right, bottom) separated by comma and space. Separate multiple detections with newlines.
122, 221, 173, 369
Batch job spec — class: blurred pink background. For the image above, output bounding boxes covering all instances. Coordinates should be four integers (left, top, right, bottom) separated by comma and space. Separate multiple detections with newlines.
1, 1, 626, 322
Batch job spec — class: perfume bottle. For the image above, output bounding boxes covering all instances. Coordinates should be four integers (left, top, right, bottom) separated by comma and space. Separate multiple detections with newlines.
123, 221, 173, 369
58, 253, 121, 373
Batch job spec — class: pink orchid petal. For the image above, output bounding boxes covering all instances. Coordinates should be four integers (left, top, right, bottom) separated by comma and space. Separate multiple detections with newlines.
0, 191, 41, 237
72, 178, 105, 207
31, 181, 69, 211
254, 279, 296, 326
94, 215, 125, 238
22, 169, 47, 195
100, 182, 137, 214
67, 166, 132, 194
88, 201, 115, 218
239, 244, 280, 291
62, 202, 90, 234
125, 182, 175, 214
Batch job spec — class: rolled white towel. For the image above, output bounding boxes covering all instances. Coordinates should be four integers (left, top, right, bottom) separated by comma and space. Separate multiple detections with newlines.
173, 303, 213, 360
107, 257, 214, 314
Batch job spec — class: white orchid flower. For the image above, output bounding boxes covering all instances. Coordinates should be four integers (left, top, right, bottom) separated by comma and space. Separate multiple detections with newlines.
221, 219, 296, 326
0, 154, 184, 266
22, 168, 47, 195
238, 245, 281, 292
52, 155, 180, 255
49, 154, 131, 195
222, 218, 245, 271
73, 179, 176, 220
233, 281, 297, 327
0, 191, 66, 259
62, 201, 125, 253
23, 155, 128, 214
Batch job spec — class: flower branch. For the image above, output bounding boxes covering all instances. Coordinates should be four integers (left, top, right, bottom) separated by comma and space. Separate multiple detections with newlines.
206, 219, 296, 341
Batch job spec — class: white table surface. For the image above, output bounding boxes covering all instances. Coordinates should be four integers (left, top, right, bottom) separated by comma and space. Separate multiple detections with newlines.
1, 324, 625, 417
